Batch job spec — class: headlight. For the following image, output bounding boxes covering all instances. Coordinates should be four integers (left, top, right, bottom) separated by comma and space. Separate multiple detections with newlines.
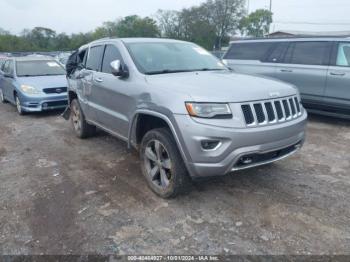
185, 102, 232, 118
20, 85, 41, 94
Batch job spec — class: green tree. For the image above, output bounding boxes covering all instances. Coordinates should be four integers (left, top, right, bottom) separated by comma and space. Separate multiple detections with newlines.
205, 0, 246, 50
115, 15, 160, 38
178, 6, 217, 49
156, 0, 245, 50
239, 9, 273, 37
156, 10, 183, 39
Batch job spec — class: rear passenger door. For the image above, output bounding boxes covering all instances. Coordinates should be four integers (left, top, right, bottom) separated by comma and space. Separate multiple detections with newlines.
325, 41, 350, 110
273, 41, 332, 105
223, 42, 277, 78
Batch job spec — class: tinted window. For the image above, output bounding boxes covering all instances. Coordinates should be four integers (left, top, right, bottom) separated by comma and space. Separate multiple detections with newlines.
16, 60, 65, 77
224, 42, 274, 60
265, 42, 289, 63
336, 42, 350, 67
86, 45, 104, 71
289, 42, 331, 66
102, 45, 123, 74
78, 49, 88, 66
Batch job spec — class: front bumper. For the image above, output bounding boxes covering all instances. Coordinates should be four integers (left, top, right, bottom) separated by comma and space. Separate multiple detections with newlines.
174, 112, 307, 178
18, 93, 68, 112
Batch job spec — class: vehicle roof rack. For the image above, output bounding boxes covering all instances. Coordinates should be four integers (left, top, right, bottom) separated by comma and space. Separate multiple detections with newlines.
230, 35, 350, 42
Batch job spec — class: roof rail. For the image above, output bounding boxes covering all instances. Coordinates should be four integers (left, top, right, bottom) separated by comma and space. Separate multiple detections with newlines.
230, 35, 350, 42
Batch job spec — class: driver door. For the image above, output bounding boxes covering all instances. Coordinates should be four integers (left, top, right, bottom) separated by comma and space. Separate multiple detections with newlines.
90, 43, 134, 138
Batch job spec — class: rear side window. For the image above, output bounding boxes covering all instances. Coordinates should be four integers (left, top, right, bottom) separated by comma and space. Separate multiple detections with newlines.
102, 45, 123, 74
86, 45, 104, 71
336, 42, 350, 67
288, 42, 331, 66
224, 42, 274, 61
265, 42, 289, 63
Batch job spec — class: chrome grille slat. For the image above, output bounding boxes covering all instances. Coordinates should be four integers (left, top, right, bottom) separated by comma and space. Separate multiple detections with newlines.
241, 96, 302, 127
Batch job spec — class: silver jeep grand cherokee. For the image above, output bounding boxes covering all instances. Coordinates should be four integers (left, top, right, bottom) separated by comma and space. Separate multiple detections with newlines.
65, 38, 307, 198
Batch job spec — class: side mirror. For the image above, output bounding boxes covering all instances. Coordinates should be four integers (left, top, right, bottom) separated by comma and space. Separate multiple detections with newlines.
111, 60, 129, 78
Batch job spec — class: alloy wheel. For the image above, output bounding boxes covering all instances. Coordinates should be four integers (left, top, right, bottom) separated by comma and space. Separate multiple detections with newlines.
144, 139, 172, 189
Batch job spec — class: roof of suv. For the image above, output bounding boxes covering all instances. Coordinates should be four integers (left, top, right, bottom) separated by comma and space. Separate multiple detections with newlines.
86, 37, 189, 46
230, 36, 350, 44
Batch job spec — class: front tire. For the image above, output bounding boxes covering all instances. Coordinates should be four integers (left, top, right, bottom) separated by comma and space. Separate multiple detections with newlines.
140, 128, 191, 198
15, 95, 25, 115
70, 99, 96, 138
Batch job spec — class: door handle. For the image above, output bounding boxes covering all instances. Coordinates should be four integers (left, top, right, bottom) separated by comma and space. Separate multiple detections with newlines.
280, 69, 293, 73
94, 77, 103, 83
330, 72, 345, 76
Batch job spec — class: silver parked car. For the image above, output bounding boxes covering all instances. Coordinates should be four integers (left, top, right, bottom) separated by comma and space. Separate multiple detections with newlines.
223, 37, 350, 118
65, 38, 307, 198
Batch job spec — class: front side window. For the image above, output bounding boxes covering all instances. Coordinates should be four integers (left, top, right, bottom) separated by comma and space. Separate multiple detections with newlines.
16, 60, 65, 77
224, 42, 274, 61
7, 61, 14, 75
2, 60, 10, 74
86, 45, 104, 71
336, 42, 350, 67
289, 42, 331, 66
126, 42, 226, 75
102, 45, 123, 74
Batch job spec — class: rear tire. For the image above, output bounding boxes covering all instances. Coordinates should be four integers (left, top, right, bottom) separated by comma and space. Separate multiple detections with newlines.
0, 88, 7, 103
140, 128, 191, 198
70, 99, 96, 138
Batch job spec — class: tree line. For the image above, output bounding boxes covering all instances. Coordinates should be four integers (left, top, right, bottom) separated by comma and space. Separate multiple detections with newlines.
0, 0, 272, 52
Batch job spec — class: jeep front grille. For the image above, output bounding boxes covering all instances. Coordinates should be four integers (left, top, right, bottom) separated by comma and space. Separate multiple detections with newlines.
241, 96, 302, 126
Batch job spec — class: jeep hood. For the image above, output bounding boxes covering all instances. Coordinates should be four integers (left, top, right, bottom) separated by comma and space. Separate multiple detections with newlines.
146, 71, 297, 103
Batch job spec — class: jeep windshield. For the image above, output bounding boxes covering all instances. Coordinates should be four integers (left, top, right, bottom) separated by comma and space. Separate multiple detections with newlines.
16, 60, 66, 77
125, 42, 227, 75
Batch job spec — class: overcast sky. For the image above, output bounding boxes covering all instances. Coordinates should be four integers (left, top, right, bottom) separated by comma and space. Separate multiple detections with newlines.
1, 0, 350, 35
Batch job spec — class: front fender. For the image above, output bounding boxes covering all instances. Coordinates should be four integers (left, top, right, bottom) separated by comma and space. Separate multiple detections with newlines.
128, 110, 192, 165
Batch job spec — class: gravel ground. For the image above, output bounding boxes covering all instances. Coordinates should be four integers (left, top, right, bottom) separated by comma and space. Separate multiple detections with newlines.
0, 101, 350, 255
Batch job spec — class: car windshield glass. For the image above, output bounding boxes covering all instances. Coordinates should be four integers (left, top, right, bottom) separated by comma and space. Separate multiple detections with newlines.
16, 60, 66, 77
126, 42, 227, 75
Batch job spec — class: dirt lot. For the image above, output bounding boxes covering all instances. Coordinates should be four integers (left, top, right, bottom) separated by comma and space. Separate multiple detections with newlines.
0, 101, 350, 255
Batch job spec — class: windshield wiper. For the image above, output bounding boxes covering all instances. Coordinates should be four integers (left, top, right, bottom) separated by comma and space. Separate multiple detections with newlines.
145, 69, 196, 75
35, 74, 64, 76
195, 68, 227, 72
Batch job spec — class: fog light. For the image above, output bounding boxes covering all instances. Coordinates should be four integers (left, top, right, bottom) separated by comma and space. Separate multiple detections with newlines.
42, 103, 48, 108
201, 140, 220, 150
240, 157, 253, 165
